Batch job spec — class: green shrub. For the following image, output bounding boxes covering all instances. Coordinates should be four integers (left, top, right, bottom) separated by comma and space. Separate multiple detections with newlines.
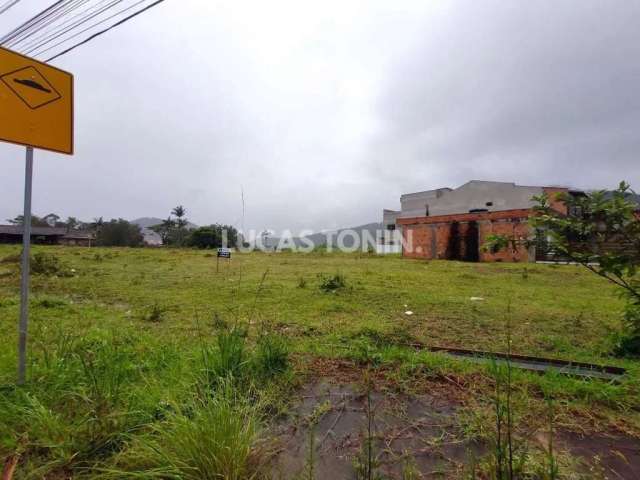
351, 326, 416, 348
255, 334, 289, 377
32, 252, 73, 277
36, 296, 68, 309
348, 338, 383, 366
211, 312, 229, 330
103, 381, 260, 480
201, 328, 247, 386
0, 251, 72, 276
142, 303, 167, 323
0, 332, 147, 476
614, 301, 640, 356
0, 253, 21, 263
75, 337, 141, 409
0, 393, 73, 473
319, 273, 347, 292
96, 219, 144, 247
187, 224, 239, 249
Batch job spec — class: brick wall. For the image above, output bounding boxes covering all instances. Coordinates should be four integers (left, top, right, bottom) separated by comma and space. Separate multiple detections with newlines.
400, 209, 532, 262
402, 224, 431, 259
478, 218, 531, 262
542, 187, 569, 215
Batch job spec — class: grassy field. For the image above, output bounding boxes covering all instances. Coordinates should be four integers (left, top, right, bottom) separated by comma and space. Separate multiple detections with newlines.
0, 245, 638, 478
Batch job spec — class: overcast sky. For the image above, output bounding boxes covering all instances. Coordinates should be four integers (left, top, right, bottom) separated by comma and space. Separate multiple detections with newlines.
1, 0, 639, 233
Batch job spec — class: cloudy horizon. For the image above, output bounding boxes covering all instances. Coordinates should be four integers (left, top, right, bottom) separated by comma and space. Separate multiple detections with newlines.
1, 0, 639, 233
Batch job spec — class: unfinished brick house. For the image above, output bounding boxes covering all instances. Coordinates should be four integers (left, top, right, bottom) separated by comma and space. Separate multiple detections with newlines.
381, 180, 580, 262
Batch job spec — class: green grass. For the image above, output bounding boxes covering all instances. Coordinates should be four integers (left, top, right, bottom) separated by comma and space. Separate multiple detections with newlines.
0, 246, 630, 361
99, 379, 262, 479
0, 245, 638, 477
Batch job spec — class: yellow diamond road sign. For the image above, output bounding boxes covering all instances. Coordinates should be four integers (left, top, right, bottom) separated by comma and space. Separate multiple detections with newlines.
0, 47, 73, 154
2, 66, 62, 109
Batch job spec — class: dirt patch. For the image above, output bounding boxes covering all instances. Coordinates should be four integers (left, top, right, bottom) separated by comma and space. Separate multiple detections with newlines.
271, 378, 481, 479
272, 359, 640, 479
557, 430, 640, 479
297, 356, 475, 398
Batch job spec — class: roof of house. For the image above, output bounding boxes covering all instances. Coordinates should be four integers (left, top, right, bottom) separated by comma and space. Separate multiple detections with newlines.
62, 231, 95, 240
141, 228, 162, 245
0, 225, 67, 236
400, 187, 452, 200
0, 225, 94, 238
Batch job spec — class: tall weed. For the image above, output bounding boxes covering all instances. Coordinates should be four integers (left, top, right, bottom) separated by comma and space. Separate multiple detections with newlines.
254, 334, 289, 378
354, 371, 380, 480
101, 380, 261, 480
200, 327, 247, 388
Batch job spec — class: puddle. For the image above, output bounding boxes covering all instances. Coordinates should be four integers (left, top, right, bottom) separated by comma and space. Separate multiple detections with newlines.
557, 430, 640, 479
270, 375, 640, 479
271, 380, 479, 479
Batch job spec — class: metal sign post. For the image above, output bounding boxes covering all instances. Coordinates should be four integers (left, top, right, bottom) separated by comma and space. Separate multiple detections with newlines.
0, 47, 73, 384
17, 146, 33, 385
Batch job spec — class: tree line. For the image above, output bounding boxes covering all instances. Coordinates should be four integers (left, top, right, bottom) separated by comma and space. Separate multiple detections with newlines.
149, 205, 239, 248
6, 206, 238, 250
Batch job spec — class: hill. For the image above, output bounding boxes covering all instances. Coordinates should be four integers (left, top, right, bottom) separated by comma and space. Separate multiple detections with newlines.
267, 222, 383, 249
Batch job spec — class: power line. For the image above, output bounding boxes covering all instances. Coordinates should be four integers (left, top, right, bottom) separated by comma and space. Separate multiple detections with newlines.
24, 0, 127, 55
31, 0, 148, 57
5, 0, 120, 49
1, 0, 168, 62
1, 1, 72, 45
4, 0, 92, 49
27, 0, 147, 56
18, 0, 113, 51
0, 0, 70, 45
0, 0, 21, 16
45, 0, 167, 61
16, 0, 97, 50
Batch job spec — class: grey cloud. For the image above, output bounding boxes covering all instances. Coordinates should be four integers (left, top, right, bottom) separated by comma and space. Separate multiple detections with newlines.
1, 1, 639, 234
369, 1, 640, 193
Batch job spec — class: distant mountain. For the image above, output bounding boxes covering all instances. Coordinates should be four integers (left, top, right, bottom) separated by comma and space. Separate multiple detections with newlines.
131, 217, 163, 229
301, 222, 383, 248
130, 218, 383, 249
268, 222, 383, 249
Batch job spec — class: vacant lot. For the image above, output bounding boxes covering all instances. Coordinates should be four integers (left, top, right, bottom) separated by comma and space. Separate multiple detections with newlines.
0, 246, 638, 478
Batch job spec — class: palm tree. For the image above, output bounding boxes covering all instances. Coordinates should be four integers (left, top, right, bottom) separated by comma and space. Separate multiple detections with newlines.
162, 217, 176, 229
171, 206, 189, 246
172, 205, 188, 229
91, 217, 104, 233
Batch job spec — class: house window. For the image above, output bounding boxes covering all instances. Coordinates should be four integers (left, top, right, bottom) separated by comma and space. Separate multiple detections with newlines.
425, 204, 430, 216
569, 206, 583, 217
386, 224, 396, 231
486, 201, 493, 207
